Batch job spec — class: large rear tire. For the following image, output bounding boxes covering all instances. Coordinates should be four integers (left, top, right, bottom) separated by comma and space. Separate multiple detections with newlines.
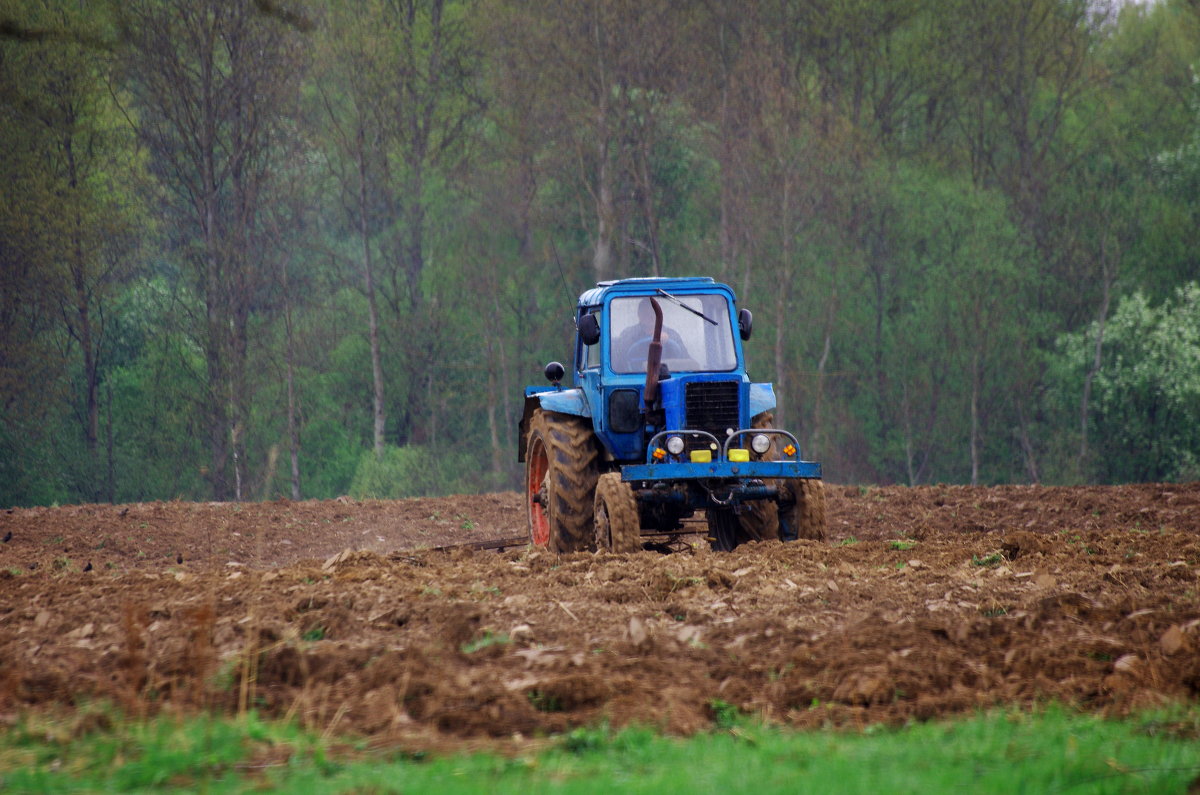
594, 473, 642, 552
525, 409, 600, 553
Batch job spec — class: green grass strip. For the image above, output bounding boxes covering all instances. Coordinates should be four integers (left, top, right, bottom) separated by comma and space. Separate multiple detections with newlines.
2, 704, 1198, 793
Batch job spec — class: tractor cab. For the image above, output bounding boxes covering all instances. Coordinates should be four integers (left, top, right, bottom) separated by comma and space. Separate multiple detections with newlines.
570, 278, 760, 463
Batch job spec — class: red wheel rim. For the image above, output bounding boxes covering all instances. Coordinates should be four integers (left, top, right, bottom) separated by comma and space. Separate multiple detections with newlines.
527, 438, 550, 547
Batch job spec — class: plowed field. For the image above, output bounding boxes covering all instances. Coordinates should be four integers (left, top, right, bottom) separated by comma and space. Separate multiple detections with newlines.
2, 484, 1199, 752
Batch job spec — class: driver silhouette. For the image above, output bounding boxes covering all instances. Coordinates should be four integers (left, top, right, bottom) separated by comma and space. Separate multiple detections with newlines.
612, 298, 687, 371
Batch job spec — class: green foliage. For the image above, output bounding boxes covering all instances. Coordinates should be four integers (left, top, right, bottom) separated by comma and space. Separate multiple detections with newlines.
1052, 283, 1200, 483
295, 413, 362, 499
106, 330, 208, 503
348, 445, 477, 500
0, 0, 147, 506
0, 422, 71, 508
858, 164, 1035, 484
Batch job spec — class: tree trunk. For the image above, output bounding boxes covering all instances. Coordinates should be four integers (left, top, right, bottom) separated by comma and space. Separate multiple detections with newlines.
970, 346, 981, 487
772, 175, 791, 430
358, 137, 387, 459
198, 21, 229, 502
1078, 270, 1113, 476
487, 364, 501, 481
105, 378, 115, 502
634, 127, 661, 275
811, 292, 835, 455
283, 261, 301, 500
902, 383, 916, 486
715, 16, 735, 286
65, 135, 101, 500
593, 149, 615, 280
203, 196, 230, 501
1016, 399, 1040, 484
588, 4, 615, 282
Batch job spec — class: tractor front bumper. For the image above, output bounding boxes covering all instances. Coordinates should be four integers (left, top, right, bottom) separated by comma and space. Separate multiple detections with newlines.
620, 459, 821, 483
620, 427, 821, 483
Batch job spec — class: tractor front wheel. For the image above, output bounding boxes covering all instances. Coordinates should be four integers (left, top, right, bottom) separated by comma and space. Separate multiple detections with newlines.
780, 478, 827, 541
525, 409, 600, 552
707, 507, 748, 552
594, 473, 642, 552
737, 411, 781, 541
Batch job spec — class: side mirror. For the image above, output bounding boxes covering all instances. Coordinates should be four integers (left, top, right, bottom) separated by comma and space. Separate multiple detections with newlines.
738, 308, 753, 341
577, 313, 601, 346
544, 361, 565, 385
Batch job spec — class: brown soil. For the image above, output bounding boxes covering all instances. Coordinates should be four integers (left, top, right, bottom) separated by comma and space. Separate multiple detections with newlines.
2, 483, 1199, 753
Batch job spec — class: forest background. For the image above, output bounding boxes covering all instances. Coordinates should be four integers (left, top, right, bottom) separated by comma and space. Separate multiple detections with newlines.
1, 0, 1198, 508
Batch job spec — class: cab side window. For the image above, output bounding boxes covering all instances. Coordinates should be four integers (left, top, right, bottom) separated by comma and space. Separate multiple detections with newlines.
580, 309, 601, 370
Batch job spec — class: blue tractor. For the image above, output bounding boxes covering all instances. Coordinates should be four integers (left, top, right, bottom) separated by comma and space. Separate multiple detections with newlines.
519, 277, 825, 552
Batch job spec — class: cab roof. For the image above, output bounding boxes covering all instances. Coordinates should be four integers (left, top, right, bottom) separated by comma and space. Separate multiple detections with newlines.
577, 276, 729, 307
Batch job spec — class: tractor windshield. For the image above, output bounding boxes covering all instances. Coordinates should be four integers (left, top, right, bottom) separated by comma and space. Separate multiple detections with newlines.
608, 294, 737, 374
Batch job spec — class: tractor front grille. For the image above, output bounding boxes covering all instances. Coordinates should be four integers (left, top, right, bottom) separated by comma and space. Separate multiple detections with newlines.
683, 381, 740, 453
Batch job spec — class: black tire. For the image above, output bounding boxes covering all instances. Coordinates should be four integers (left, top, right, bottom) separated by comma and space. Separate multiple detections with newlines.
780, 478, 827, 541
707, 507, 749, 552
525, 409, 600, 553
594, 473, 642, 553
738, 411, 782, 541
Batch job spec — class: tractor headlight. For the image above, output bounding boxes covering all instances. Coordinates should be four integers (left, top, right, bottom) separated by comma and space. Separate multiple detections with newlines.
750, 434, 772, 455
665, 435, 685, 455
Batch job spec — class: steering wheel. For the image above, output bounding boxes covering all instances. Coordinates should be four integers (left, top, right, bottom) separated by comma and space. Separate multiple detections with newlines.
629, 334, 687, 362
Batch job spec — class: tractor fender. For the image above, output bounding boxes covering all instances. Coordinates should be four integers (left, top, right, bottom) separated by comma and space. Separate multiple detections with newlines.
518, 388, 592, 462
749, 383, 777, 418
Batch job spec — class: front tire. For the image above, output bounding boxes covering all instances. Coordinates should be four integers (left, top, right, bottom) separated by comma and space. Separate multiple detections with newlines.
738, 411, 781, 541
594, 473, 642, 552
780, 478, 827, 541
707, 507, 749, 552
525, 409, 600, 552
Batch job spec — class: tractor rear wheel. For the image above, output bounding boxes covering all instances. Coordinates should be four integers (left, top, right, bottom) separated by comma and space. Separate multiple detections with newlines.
780, 478, 827, 541
525, 409, 600, 553
594, 473, 642, 552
